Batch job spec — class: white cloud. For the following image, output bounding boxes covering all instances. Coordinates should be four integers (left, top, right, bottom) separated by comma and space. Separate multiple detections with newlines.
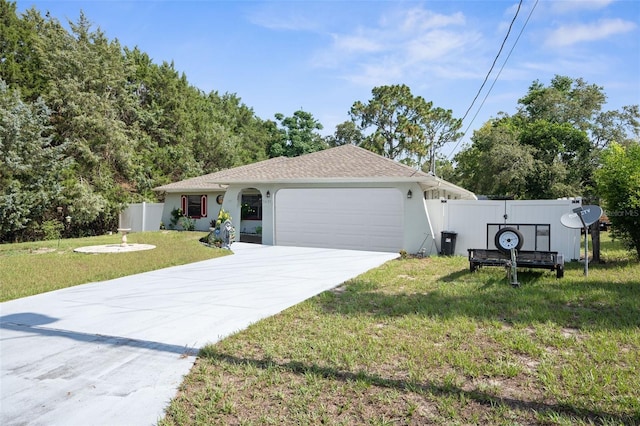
341, 61, 405, 88
545, 18, 637, 47
310, 5, 483, 87
549, 0, 615, 14
405, 30, 472, 63
332, 32, 384, 54
397, 8, 465, 32
247, 4, 321, 31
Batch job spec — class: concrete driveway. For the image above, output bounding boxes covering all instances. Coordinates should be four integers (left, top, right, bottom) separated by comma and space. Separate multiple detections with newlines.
0, 243, 397, 425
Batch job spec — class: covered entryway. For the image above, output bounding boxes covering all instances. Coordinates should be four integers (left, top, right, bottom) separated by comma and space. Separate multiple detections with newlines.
274, 188, 404, 252
239, 188, 263, 243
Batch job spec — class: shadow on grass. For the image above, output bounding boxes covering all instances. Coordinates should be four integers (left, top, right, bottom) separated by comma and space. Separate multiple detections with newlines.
316, 272, 640, 330
201, 348, 638, 425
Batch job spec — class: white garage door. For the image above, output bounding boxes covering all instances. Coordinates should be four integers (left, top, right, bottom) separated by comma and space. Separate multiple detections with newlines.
275, 188, 404, 252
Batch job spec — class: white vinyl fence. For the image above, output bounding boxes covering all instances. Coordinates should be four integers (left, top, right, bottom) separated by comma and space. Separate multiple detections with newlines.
425, 199, 582, 260
118, 202, 164, 232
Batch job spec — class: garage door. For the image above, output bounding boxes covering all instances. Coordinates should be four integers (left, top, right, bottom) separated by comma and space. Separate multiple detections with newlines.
275, 188, 404, 252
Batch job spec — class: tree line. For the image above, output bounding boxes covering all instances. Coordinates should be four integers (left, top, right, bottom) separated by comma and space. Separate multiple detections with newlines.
1, 1, 638, 255
1, 2, 279, 241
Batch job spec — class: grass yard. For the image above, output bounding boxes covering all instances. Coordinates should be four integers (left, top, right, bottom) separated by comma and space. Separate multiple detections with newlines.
0, 231, 230, 302
161, 235, 640, 425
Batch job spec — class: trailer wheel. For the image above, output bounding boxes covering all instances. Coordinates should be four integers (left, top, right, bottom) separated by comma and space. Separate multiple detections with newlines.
556, 265, 564, 279
495, 227, 524, 254
470, 262, 478, 273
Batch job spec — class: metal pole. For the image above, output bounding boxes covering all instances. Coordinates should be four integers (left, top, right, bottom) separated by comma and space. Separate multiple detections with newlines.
584, 226, 589, 276
574, 207, 588, 277
510, 247, 519, 287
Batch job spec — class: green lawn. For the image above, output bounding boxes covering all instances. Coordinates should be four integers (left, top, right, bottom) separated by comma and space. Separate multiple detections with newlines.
2, 232, 638, 424
161, 235, 640, 425
0, 231, 230, 302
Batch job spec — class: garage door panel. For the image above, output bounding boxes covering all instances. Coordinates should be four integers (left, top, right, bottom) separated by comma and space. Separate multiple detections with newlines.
275, 188, 403, 252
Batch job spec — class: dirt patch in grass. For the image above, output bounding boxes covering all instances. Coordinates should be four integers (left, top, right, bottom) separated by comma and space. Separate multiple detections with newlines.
30, 247, 57, 254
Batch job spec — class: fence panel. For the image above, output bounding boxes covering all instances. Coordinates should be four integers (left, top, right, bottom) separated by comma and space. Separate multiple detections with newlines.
119, 202, 164, 231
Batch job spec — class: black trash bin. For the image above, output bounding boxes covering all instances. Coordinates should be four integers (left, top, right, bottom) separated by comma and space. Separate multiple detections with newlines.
440, 231, 458, 256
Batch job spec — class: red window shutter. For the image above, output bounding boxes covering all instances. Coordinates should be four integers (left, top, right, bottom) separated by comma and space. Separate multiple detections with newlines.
181, 195, 187, 215
200, 195, 207, 217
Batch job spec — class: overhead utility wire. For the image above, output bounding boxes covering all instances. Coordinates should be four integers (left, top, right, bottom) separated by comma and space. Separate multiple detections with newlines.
445, 0, 523, 159
452, 0, 539, 158
459, 0, 523, 124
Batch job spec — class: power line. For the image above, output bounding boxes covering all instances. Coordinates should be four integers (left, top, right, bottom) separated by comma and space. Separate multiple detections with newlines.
446, 0, 528, 160
460, 0, 523, 125
456, 0, 540, 156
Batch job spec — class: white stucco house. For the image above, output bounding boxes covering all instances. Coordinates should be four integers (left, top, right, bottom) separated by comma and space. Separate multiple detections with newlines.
154, 144, 476, 253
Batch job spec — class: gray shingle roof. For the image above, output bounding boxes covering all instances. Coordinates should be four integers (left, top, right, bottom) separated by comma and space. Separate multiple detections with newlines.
155, 145, 431, 192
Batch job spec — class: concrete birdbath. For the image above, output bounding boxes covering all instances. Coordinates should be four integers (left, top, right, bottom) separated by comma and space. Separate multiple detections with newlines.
117, 228, 131, 247
74, 229, 156, 254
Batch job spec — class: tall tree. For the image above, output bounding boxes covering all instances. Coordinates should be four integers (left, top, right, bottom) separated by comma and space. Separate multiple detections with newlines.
0, 4, 296, 240
268, 110, 325, 158
0, 1, 46, 99
518, 75, 606, 132
350, 84, 432, 165
595, 142, 640, 259
0, 81, 69, 241
423, 106, 462, 173
326, 120, 363, 147
350, 84, 461, 168
454, 120, 535, 197
35, 12, 136, 231
453, 76, 639, 200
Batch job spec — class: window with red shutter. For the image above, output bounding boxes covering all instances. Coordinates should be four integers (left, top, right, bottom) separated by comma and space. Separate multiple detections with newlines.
181, 195, 207, 218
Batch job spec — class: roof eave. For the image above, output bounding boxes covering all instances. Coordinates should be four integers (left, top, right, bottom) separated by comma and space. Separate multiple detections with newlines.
206, 176, 431, 185
419, 177, 478, 200
154, 176, 476, 200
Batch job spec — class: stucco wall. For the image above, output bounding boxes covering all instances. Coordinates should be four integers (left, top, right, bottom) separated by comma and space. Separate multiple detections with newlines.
160, 183, 438, 253
161, 192, 226, 231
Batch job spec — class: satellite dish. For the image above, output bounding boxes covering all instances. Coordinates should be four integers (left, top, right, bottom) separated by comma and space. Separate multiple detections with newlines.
560, 205, 603, 229
560, 212, 584, 229
575, 205, 603, 226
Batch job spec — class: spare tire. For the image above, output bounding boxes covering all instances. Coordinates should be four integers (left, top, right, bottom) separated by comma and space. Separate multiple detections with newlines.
495, 227, 524, 253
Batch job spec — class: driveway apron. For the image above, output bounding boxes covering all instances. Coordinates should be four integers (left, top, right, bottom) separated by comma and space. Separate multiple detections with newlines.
1, 243, 397, 425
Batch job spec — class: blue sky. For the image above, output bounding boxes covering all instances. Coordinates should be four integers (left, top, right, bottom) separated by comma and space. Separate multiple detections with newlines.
16, 0, 640, 158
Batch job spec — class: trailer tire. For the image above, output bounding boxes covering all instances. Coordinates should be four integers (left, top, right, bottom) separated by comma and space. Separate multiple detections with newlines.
495, 227, 524, 254
556, 265, 564, 279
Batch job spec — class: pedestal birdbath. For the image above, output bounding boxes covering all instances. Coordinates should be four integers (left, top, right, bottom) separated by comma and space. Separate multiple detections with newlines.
117, 228, 131, 247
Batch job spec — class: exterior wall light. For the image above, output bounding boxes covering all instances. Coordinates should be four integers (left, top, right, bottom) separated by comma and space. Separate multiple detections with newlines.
266, 190, 271, 198
407, 190, 412, 199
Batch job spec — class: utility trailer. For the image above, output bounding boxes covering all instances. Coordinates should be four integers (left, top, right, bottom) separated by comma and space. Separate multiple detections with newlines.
468, 224, 565, 280
468, 248, 564, 278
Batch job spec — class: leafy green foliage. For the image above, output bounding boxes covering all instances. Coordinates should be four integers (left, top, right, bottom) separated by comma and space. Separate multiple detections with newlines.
595, 142, 640, 259
326, 120, 363, 147
0, 81, 69, 241
350, 84, 462, 168
452, 75, 639, 199
0, 3, 277, 242
267, 110, 326, 158
0, 1, 46, 99
454, 120, 535, 197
